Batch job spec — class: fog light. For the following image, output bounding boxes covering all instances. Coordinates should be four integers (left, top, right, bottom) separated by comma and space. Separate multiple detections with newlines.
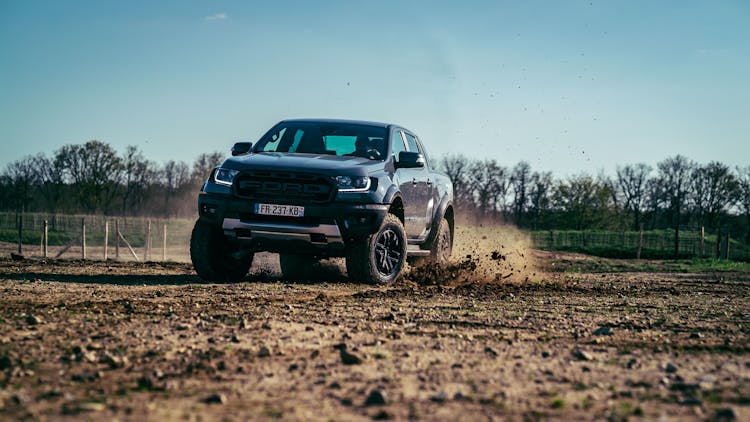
201, 204, 217, 215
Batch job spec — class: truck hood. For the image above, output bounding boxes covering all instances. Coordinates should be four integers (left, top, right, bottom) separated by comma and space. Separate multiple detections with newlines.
220, 152, 384, 176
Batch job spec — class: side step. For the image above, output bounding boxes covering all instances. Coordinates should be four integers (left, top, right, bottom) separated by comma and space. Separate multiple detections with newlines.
406, 245, 430, 257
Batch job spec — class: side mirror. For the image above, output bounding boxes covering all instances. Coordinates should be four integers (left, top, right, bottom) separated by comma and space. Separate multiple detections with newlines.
231, 142, 252, 156
396, 151, 425, 169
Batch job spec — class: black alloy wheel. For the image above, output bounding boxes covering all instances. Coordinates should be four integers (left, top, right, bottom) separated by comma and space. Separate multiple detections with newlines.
374, 228, 403, 276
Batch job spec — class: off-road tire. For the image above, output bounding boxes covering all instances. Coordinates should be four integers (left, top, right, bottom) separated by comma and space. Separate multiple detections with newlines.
279, 254, 318, 281
407, 217, 452, 268
346, 213, 406, 285
190, 220, 253, 283
429, 218, 452, 265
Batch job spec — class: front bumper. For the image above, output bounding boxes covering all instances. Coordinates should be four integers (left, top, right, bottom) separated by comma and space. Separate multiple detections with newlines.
198, 192, 389, 256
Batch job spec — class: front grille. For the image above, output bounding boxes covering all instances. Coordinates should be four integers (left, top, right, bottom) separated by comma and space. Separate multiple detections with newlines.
233, 171, 335, 203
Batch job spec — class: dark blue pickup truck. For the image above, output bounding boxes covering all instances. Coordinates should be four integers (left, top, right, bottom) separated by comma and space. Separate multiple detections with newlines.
191, 118, 454, 284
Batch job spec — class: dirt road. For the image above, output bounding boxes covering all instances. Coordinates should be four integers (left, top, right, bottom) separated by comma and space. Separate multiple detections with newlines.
0, 251, 749, 421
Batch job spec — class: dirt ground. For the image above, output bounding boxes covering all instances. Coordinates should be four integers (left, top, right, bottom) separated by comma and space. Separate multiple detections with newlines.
0, 227, 749, 421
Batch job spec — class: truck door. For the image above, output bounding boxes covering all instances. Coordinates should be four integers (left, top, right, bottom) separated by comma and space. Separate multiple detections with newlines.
397, 131, 433, 239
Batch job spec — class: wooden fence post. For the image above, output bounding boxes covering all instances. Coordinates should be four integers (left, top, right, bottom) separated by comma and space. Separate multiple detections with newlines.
43, 220, 48, 258
715, 232, 722, 260
115, 219, 120, 259
162, 223, 167, 261
104, 221, 109, 260
725, 232, 731, 260
17, 212, 23, 255
700, 226, 705, 258
144, 219, 151, 261
637, 223, 643, 259
81, 218, 86, 260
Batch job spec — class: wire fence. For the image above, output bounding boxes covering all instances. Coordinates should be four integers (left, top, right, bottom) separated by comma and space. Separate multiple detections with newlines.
0, 212, 195, 262
530, 228, 750, 261
3, 212, 749, 262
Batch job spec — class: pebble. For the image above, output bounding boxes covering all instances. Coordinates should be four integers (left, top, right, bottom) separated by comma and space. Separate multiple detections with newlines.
340, 348, 363, 365
364, 390, 387, 406
203, 393, 227, 405
372, 409, 391, 420
714, 407, 736, 421
26, 315, 43, 325
484, 346, 498, 357
593, 326, 613, 336
572, 349, 594, 361
257, 346, 271, 358
664, 362, 678, 373
77, 402, 106, 412
0, 354, 13, 370
430, 392, 448, 403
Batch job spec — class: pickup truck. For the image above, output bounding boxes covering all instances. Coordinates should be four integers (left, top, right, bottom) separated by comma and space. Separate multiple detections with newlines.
190, 118, 454, 284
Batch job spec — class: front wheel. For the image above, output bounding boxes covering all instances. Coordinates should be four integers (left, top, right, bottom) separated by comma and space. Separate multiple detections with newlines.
190, 220, 253, 283
346, 214, 406, 285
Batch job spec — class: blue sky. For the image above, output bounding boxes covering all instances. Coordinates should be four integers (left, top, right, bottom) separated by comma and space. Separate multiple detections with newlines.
1, 0, 748, 176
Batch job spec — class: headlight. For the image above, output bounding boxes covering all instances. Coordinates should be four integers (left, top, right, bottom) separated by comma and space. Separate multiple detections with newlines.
213, 168, 239, 186
334, 175, 371, 192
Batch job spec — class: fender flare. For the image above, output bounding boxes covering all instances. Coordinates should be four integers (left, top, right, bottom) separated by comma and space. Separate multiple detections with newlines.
423, 196, 454, 249
382, 184, 401, 206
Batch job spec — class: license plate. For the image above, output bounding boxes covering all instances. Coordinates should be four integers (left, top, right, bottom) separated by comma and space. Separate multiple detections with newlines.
254, 203, 305, 217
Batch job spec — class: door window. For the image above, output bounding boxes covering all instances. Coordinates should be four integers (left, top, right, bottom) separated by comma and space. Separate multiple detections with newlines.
391, 130, 407, 161
404, 133, 420, 153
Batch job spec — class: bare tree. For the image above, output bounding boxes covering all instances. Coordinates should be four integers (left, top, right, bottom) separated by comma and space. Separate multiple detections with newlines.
440, 154, 472, 210
191, 152, 224, 186
468, 159, 508, 219
55, 140, 124, 214
1, 155, 41, 212
616, 163, 652, 230
690, 162, 738, 231
656, 155, 693, 256
510, 161, 531, 226
161, 160, 191, 216
528, 171, 553, 230
121, 145, 156, 215
34, 154, 66, 212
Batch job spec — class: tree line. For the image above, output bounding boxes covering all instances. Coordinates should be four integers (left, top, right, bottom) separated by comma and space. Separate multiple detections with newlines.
0, 140, 223, 218
441, 154, 750, 245
2, 140, 749, 245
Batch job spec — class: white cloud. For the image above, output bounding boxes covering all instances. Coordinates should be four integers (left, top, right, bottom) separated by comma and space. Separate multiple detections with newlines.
205, 12, 228, 21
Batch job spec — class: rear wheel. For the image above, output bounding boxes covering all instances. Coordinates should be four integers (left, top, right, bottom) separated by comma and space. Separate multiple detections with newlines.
429, 218, 452, 265
190, 220, 253, 283
346, 214, 406, 285
279, 254, 318, 281
407, 217, 452, 268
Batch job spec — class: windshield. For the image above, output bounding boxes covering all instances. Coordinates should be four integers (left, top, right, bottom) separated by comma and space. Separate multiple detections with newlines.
255, 122, 388, 160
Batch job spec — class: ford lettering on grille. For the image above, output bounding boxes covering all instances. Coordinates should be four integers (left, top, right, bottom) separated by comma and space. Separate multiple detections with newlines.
234, 173, 333, 203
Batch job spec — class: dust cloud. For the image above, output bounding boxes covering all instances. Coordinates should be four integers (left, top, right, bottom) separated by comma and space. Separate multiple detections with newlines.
407, 224, 540, 286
